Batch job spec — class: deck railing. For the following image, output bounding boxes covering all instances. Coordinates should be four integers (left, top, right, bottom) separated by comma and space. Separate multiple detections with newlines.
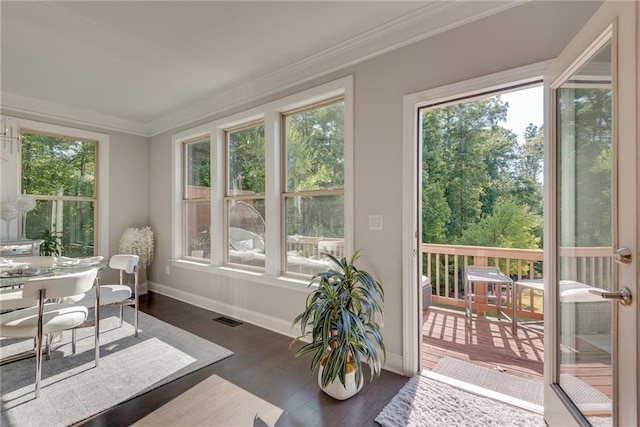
284, 237, 612, 321
287, 236, 345, 259
422, 243, 613, 320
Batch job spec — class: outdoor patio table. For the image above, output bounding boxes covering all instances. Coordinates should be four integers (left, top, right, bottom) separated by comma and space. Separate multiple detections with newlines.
512, 278, 544, 334
512, 278, 611, 334
464, 266, 515, 333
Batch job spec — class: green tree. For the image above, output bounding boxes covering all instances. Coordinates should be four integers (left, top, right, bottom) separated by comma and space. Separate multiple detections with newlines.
228, 125, 265, 193
559, 87, 612, 247
455, 200, 541, 249
285, 100, 345, 238
286, 101, 344, 192
21, 132, 96, 256
511, 124, 544, 216
421, 96, 518, 242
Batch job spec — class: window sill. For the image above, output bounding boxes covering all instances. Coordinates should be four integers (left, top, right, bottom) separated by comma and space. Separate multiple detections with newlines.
169, 259, 315, 293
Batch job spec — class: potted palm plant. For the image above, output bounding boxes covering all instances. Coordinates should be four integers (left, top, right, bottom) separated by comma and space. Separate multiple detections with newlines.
291, 250, 385, 400
36, 229, 63, 256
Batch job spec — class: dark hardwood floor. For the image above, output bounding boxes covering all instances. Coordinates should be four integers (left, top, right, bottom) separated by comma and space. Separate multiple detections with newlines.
78, 292, 409, 427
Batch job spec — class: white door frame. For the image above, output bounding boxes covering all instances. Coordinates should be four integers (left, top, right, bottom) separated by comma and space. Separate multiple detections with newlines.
401, 61, 550, 376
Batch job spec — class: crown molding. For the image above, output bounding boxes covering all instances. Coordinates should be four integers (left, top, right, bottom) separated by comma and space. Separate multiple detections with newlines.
0, 92, 149, 136
147, 1, 522, 136
1, 1, 525, 137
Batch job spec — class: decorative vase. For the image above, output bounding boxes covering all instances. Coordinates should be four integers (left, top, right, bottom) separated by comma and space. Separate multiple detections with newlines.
318, 364, 363, 400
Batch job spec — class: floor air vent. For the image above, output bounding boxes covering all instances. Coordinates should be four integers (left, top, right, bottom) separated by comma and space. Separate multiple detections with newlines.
213, 316, 243, 327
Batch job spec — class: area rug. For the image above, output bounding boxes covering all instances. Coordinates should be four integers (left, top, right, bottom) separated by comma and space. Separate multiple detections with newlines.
0, 306, 233, 427
431, 357, 610, 407
375, 374, 545, 427
432, 357, 544, 406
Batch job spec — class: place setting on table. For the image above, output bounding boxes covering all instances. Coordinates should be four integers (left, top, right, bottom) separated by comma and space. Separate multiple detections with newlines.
0, 255, 106, 288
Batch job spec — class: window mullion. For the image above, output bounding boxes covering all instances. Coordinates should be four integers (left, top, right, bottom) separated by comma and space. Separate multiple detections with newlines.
211, 128, 224, 266
264, 110, 280, 276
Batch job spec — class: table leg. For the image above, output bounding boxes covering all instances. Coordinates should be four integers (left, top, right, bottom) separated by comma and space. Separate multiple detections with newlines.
512, 281, 517, 335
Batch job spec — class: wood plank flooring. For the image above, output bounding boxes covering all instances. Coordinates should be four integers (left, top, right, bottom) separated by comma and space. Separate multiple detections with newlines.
78, 293, 409, 427
77, 294, 612, 426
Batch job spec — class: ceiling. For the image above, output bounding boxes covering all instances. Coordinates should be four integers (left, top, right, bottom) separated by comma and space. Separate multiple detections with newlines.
0, 1, 522, 136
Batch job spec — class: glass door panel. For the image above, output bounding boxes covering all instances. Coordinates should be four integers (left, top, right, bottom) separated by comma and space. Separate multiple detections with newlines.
556, 39, 613, 424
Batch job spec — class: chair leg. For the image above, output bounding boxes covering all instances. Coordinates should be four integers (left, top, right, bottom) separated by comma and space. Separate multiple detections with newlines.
45, 334, 51, 360
72, 329, 77, 354
134, 270, 139, 337
35, 290, 45, 398
95, 284, 100, 367
119, 305, 124, 328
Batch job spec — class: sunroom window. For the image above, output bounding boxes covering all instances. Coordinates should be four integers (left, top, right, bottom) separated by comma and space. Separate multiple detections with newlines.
173, 76, 352, 281
282, 98, 345, 275
225, 122, 266, 269
21, 129, 98, 257
183, 135, 211, 260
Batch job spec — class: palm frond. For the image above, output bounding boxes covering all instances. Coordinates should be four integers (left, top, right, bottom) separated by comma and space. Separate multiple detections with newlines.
291, 249, 386, 390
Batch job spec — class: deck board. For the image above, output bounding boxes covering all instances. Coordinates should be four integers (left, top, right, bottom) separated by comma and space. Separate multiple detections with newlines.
422, 306, 611, 399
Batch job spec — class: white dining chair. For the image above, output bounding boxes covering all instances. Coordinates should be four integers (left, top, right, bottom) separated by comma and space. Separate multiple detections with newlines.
0, 268, 99, 398
0, 288, 37, 312
64, 254, 140, 338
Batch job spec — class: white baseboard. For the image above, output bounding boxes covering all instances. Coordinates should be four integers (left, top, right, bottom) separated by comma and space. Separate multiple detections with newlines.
148, 281, 298, 338
147, 281, 406, 376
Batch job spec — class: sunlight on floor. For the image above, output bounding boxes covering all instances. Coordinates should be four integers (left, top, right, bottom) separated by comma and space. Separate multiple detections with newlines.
132, 374, 284, 426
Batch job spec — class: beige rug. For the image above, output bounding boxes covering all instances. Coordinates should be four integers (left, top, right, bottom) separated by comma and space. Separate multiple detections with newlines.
1, 306, 233, 427
376, 373, 544, 427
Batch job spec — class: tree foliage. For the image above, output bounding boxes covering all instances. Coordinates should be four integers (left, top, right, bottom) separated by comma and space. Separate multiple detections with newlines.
228, 125, 265, 193
421, 95, 543, 249
285, 101, 345, 238
558, 87, 612, 247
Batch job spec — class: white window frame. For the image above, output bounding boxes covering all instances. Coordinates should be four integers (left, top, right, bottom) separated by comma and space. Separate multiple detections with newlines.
171, 76, 353, 288
13, 117, 109, 256
182, 134, 212, 261
224, 121, 266, 270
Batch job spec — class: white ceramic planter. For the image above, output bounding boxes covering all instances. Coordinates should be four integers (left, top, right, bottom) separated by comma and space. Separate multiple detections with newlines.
318, 365, 363, 400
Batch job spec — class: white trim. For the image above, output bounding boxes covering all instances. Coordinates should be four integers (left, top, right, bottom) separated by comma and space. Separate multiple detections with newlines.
147, 2, 521, 137
172, 76, 354, 282
401, 61, 549, 377
6, 116, 110, 256
148, 281, 299, 338
0, 2, 521, 137
0, 93, 148, 136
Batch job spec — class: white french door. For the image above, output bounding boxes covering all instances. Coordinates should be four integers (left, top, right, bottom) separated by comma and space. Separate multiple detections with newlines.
543, 1, 638, 426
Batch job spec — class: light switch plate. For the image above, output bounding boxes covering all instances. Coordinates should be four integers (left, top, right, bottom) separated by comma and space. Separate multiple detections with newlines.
368, 214, 383, 230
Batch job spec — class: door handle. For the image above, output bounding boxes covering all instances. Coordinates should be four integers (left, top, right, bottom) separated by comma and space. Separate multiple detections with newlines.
614, 247, 632, 265
589, 286, 632, 306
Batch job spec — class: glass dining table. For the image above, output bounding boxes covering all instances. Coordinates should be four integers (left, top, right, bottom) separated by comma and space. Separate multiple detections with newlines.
0, 256, 107, 290
0, 256, 107, 365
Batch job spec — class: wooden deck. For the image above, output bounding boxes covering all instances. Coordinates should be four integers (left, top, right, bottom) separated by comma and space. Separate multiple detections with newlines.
421, 305, 612, 399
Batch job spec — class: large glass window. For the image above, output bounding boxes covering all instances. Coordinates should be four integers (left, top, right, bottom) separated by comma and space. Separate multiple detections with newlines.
225, 122, 266, 269
173, 77, 352, 279
183, 136, 211, 260
283, 98, 345, 275
21, 130, 97, 256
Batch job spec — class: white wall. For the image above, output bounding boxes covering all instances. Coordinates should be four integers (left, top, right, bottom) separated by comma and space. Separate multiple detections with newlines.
147, 1, 601, 374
